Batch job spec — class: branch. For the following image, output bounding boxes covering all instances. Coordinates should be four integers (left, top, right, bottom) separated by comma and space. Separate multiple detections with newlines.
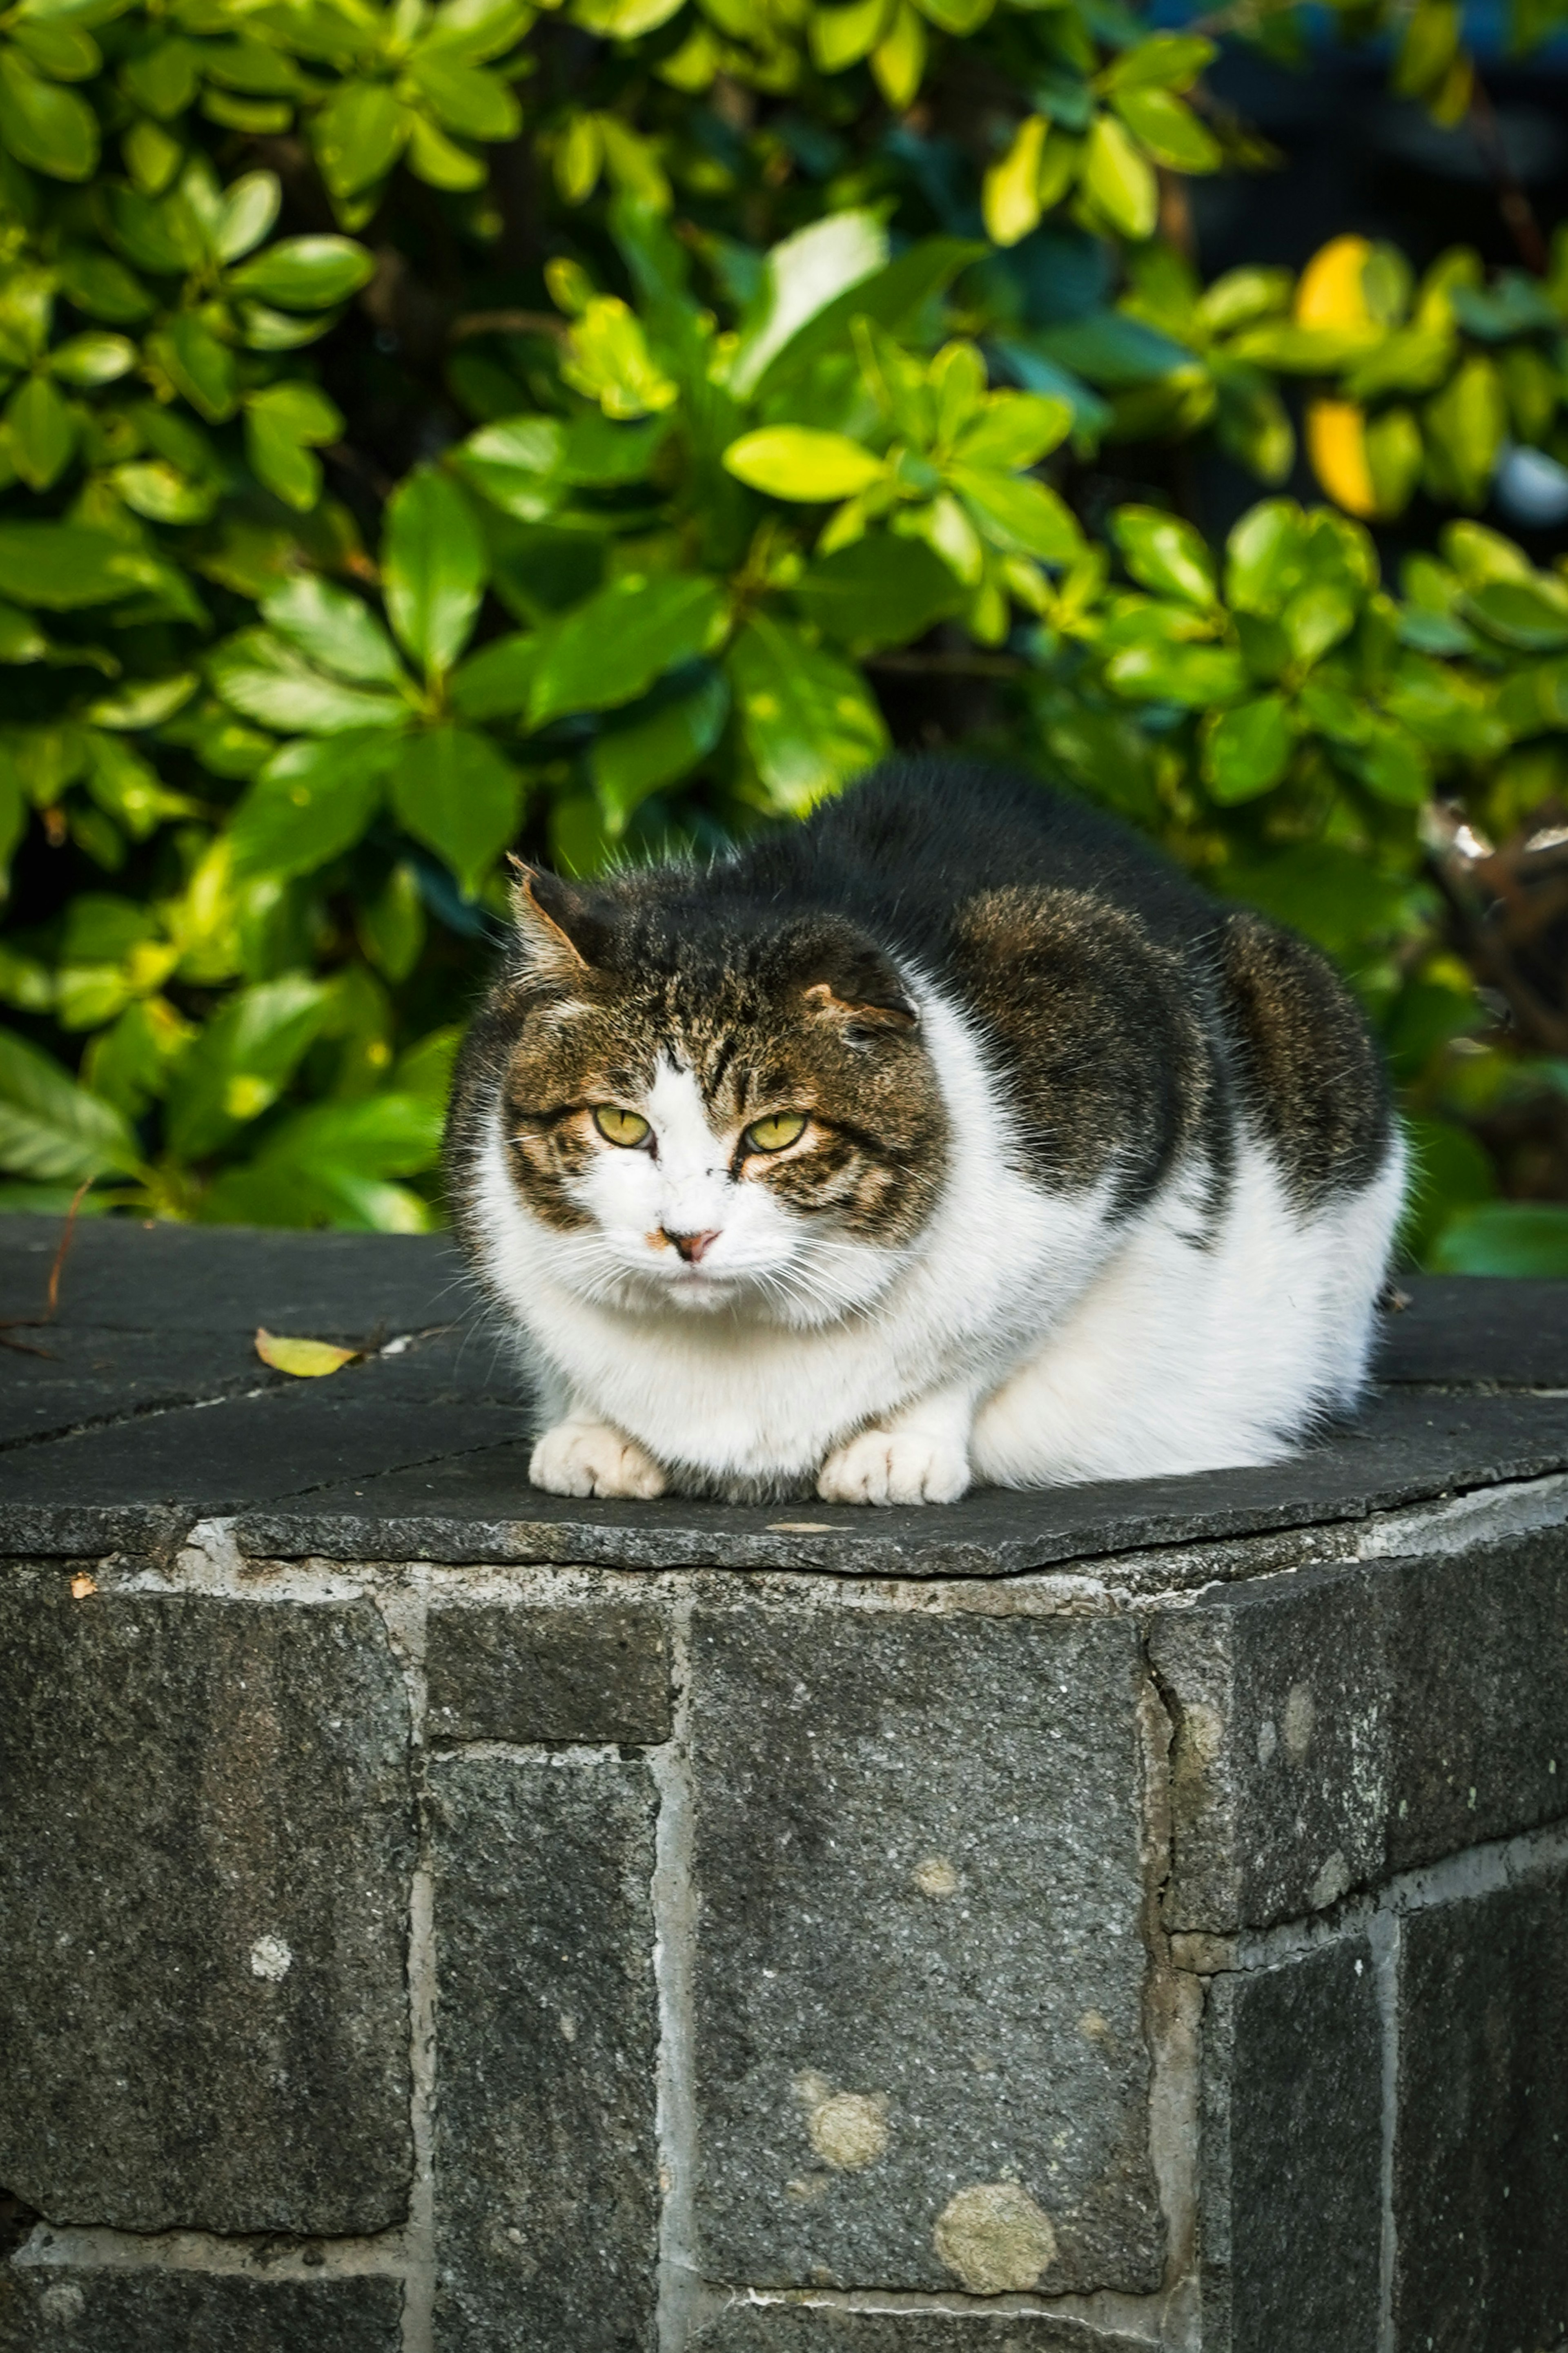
449, 309, 570, 345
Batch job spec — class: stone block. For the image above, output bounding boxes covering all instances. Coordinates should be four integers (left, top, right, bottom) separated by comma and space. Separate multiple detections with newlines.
1201, 1940, 1382, 2353
0, 2269, 404, 2352
688, 1604, 1162, 2297
425, 1603, 671, 1744
1152, 1525, 1568, 1932
691, 2305, 1151, 2351
0, 1590, 414, 2235
1394, 1869, 1568, 2352
430, 1754, 659, 2353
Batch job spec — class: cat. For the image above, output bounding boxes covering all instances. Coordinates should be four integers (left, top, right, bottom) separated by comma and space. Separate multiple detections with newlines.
444, 757, 1405, 1507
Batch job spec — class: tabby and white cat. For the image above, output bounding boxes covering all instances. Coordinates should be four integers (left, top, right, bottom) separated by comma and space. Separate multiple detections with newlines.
445, 760, 1405, 1505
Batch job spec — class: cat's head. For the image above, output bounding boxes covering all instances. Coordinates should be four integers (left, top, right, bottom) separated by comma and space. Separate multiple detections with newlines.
448, 864, 949, 1323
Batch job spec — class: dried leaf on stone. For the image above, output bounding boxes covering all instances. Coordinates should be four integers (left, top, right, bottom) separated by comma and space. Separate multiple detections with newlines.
255, 1325, 358, 1376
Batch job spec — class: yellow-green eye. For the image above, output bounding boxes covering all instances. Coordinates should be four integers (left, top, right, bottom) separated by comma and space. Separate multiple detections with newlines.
744, 1112, 807, 1154
594, 1106, 650, 1148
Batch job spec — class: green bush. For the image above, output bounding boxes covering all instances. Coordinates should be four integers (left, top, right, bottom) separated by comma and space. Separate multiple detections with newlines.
2, 0, 1567, 1267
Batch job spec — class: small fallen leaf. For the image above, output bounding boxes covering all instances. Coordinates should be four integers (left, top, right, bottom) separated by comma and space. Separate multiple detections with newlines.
70, 1573, 98, 1599
256, 1327, 359, 1377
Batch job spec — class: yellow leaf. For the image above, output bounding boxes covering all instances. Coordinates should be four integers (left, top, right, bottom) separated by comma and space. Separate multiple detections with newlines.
1295, 235, 1373, 331
1306, 399, 1377, 519
256, 1326, 359, 1377
982, 114, 1046, 248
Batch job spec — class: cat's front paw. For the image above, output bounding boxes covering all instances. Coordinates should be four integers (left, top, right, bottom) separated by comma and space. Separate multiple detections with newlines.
817, 1427, 971, 1507
530, 1420, 668, 1500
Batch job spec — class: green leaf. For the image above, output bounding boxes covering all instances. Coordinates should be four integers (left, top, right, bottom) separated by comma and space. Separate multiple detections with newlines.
0, 1027, 142, 1181
0, 523, 159, 609
794, 534, 965, 652
729, 209, 889, 398
726, 614, 889, 814
391, 726, 521, 895
230, 731, 398, 881
216, 171, 282, 263
1424, 356, 1506, 511
1341, 717, 1430, 806
313, 80, 408, 199
530, 574, 726, 727
111, 459, 217, 524
0, 50, 98, 180
161, 312, 238, 422
4, 373, 76, 490
229, 236, 376, 310
383, 467, 488, 678
952, 393, 1072, 469
209, 629, 410, 734
1100, 32, 1215, 89
49, 332, 137, 388
1109, 85, 1220, 173
1104, 638, 1248, 706
453, 415, 565, 518
261, 575, 406, 685
244, 381, 344, 510
1111, 506, 1216, 606
1080, 114, 1158, 241
165, 976, 332, 1161
55, 248, 152, 324
1430, 1202, 1568, 1276
751, 237, 986, 398
1461, 579, 1568, 653
406, 50, 519, 139
723, 427, 885, 502
948, 465, 1080, 563
590, 667, 731, 830
1203, 693, 1292, 803
358, 863, 426, 982
449, 631, 539, 719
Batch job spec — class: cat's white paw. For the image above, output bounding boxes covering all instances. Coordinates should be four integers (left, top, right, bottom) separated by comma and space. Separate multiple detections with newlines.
817, 1427, 971, 1507
530, 1420, 668, 1500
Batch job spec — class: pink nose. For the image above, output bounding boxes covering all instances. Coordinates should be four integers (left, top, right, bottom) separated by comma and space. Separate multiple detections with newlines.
664, 1228, 720, 1265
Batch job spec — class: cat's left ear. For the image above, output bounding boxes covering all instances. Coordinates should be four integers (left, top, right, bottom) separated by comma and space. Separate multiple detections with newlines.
798, 930, 918, 1032
507, 859, 615, 981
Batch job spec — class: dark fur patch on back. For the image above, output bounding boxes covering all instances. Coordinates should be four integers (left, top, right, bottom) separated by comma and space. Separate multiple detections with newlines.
1220, 912, 1392, 1208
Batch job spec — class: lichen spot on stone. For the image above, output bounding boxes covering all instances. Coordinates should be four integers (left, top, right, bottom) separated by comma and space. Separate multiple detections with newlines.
793, 2071, 889, 2170
39, 2284, 85, 2324
1283, 1681, 1315, 1764
1309, 1848, 1349, 1909
933, 2181, 1057, 2294
249, 1933, 292, 1982
1078, 2009, 1109, 2044
913, 1853, 960, 1898
1183, 1700, 1224, 1769
1256, 1717, 1278, 1767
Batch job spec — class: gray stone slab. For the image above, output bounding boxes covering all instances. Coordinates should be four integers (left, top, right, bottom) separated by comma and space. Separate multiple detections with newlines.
0, 1213, 462, 1335
0, 2270, 404, 2352
0, 1590, 414, 2234
1202, 1942, 1382, 2353
688, 1604, 1161, 2296
430, 1755, 659, 2353
426, 1603, 671, 1745
1373, 1276, 1568, 1388
1151, 1527, 1568, 1933
222, 1389, 1568, 1579
690, 2306, 1151, 2351
1394, 1869, 1568, 2353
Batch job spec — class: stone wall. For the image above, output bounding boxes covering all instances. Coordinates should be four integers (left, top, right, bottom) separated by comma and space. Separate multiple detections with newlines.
2, 1222, 1566, 2351
4, 1486, 1567, 2353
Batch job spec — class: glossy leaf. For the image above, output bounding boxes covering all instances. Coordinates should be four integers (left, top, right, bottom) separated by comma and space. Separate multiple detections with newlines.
210, 631, 410, 734
723, 427, 885, 502
590, 668, 731, 829
383, 468, 488, 678
230, 732, 399, 880
1203, 694, 1293, 802
794, 535, 965, 652
391, 726, 522, 894
726, 615, 888, 814
229, 236, 375, 310
0, 1028, 142, 1180
530, 575, 726, 727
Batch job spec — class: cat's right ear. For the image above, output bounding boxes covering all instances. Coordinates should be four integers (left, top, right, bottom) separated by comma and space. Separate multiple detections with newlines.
507, 859, 610, 983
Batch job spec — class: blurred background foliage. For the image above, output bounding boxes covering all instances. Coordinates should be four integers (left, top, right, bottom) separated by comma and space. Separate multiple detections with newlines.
1, 0, 1567, 1268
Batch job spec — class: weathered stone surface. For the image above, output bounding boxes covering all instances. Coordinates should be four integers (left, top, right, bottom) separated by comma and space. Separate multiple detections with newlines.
1394, 1870, 1568, 2353
1373, 1274, 1568, 1387
426, 1604, 671, 1745
0, 1589, 414, 2234
430, 1755, 659, 2353
688, 1604, 1161, 2296
690, 2304, 1152, 2351
1152, 1526, 1568, 1932
1202, 1941, 1382, 2353
0, 2269, 404, 2352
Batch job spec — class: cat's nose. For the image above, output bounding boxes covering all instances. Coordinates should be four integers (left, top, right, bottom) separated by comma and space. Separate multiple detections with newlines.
664, 1227, 720, 1264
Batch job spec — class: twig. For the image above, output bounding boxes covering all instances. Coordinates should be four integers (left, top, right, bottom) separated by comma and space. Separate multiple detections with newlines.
1467, 74, 1549, 276
0, 1180, 90, 1357
449, 309, 570, 345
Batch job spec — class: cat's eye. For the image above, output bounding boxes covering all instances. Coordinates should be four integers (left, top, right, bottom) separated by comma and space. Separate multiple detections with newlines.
744, 1112, 807, 1154
594, 1106, 651, 1148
